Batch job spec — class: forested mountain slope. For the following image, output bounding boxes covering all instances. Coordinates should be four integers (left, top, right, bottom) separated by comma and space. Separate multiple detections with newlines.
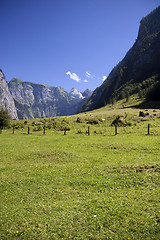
80, 6, 160, 112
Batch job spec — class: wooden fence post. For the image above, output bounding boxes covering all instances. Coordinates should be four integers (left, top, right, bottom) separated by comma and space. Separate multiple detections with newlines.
115, 125, 118, 135
88, 126, 90, 136
64, 127, 66, 135
148, 124, 150, 135
43, 125, 46, 135
28, 127, 30, 135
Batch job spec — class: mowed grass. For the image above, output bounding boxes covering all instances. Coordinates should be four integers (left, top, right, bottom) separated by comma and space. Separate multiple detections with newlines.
0, 108, 160, 239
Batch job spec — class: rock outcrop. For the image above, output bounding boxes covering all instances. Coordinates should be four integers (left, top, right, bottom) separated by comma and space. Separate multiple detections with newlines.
0, 70, 18, 119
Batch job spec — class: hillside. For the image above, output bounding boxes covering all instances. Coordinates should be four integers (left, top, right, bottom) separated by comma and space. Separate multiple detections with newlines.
80, 6, 160, 112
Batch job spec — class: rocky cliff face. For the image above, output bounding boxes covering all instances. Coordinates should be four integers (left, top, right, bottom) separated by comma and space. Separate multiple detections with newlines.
82, 89, 93, 98
69, 87, 84, 99
0, 70, 18, 119
80, 6, 160, 112
8, 78, 92, 119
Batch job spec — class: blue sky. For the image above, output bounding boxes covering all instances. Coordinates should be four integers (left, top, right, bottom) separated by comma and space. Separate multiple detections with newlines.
0, 0, 159, 92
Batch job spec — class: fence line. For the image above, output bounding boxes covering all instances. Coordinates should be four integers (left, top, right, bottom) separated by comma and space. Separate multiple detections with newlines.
7, 123, 160, 136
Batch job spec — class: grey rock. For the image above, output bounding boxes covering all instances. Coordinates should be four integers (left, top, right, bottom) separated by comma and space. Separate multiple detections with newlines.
8, 78, 92, 119
0, 70, 18, 119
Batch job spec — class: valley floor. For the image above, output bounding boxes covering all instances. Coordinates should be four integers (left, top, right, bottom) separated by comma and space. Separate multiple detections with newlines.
0, 117, 160, 239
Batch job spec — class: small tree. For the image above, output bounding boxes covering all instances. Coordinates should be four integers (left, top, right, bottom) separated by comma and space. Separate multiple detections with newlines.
125, 91, 130, 102
120, 91, 125, 100
111, 97, 116, 106
0, 109, 11, 133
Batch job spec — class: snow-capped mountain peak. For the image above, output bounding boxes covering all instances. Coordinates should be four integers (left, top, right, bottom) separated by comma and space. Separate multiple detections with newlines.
69, 87, 84, 99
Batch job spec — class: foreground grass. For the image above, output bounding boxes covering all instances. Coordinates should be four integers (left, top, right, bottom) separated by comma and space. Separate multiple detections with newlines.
0, 126, 160, 239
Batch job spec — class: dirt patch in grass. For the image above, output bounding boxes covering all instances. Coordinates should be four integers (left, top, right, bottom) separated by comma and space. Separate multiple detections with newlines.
107, 165, 160, 174
135, 165, 160, 173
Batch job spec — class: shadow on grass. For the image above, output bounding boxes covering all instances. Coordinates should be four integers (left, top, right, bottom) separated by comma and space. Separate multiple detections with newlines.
124, 100, 160, 109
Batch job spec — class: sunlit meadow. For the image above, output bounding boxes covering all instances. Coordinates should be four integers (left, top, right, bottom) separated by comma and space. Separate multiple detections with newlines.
0, 105, 160, 239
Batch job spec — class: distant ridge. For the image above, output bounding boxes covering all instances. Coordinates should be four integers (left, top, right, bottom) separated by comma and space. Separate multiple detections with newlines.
7, 78, 92, 119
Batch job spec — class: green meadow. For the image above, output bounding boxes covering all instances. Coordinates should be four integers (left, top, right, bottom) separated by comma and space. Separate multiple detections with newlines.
0, 103, 160, 239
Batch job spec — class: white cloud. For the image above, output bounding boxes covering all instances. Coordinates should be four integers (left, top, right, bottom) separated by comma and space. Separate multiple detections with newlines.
102, 75, 107, 81
66, 71, 81, 82
66, 71, 70, 75
85, 71, 91, 78
84, 79, 88, 83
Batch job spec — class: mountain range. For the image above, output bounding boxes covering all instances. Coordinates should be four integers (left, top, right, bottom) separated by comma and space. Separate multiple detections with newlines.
79, 6, 160, 112
0, 73, 92, 119
1, 6, 160, 119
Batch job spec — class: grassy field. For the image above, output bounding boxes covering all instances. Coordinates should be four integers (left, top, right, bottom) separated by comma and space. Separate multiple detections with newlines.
0, 104, 160, 239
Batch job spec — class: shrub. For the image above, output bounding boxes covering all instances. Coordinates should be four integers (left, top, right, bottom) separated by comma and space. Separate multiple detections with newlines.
76, 117, 83, 123
77, 130, 83, 134
0, 109, 11, 132
111, 116, 126, 127
86, 118, 99, 125
62, 119, 69, 124
139, 111, 145, 117
11, 122, 25, 129
59, 126, 70, 131
32, 125, 43, 131
45, 124, 52, 129
125, 119, 133, 126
